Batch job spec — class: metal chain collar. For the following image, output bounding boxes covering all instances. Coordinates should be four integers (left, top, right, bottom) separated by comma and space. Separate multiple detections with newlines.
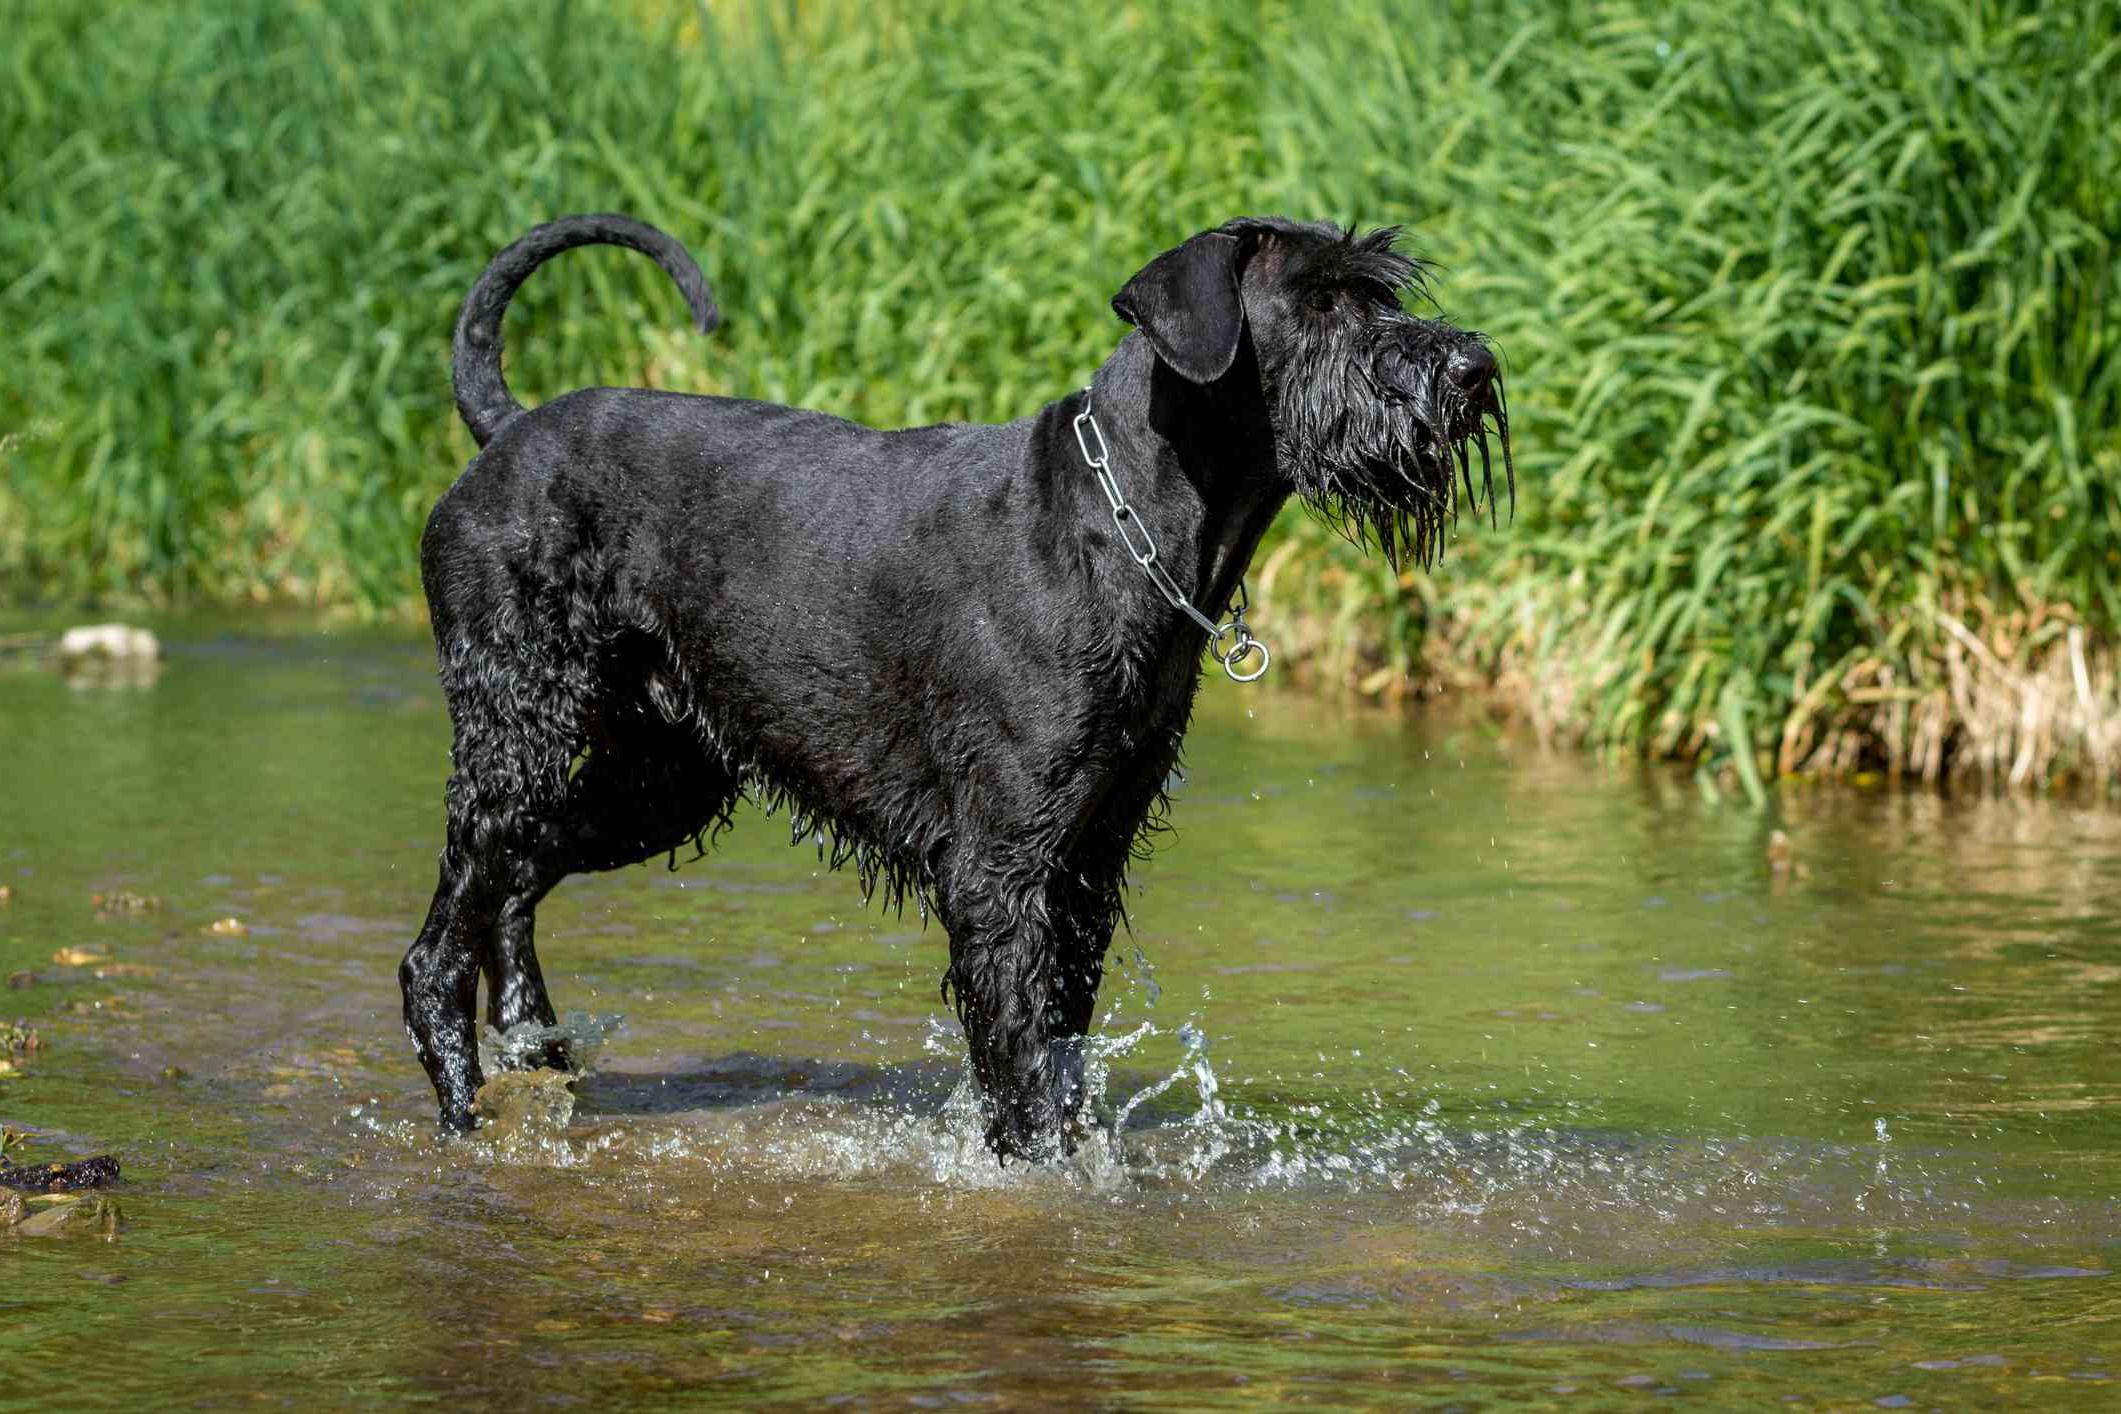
1071, 387, 1270, 683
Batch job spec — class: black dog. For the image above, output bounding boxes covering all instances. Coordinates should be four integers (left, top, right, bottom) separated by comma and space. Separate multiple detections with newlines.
402, 213, 1509, 1159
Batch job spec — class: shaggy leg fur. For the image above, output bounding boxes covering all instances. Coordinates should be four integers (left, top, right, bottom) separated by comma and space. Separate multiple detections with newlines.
1041, 865, 1125, 1130
400, 617, 582, 1127
932, 842, 1130, 1157
935, 852, 1070, 1159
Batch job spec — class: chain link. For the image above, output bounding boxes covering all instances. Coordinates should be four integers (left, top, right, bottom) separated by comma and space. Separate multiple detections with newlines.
1072, 387, 1271, 683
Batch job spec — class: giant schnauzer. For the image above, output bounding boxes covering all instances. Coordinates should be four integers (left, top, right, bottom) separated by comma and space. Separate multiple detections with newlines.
403, 213, 1510, 1160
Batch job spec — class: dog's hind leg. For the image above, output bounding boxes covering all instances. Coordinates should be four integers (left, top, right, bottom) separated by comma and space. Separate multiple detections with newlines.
401, 673, 581, 1132
402, 852, 509, 1131
479, 868, 567, 1070
481, 728, 740, 1071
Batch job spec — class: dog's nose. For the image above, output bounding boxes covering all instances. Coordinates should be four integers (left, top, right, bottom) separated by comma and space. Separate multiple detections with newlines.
1446, 344, 1496, 390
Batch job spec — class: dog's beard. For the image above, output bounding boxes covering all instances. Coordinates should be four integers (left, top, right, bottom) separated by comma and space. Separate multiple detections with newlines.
1274, 336, 1513, 570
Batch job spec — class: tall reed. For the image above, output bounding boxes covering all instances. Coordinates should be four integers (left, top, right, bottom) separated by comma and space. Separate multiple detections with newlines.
2, 0, 2114, 781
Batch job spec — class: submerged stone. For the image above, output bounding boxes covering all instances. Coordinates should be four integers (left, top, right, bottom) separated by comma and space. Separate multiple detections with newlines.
15, 1196, 122, 1239
58, 624, 159, 663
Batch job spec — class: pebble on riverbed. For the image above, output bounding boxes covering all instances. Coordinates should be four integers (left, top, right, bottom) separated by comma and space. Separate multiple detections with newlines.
56, 624, 160, 688
91, 891, 162, 916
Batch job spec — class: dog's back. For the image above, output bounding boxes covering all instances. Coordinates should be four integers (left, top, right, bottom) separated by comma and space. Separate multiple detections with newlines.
422, 376, 1075, 862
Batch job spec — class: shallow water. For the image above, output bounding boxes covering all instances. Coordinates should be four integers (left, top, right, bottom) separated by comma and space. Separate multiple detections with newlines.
2, 623, 2117, 1407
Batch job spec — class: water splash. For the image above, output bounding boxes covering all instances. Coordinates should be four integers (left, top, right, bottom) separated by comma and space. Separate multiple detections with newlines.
478, 1010, 625, 1074
360, 1007, 2026, 1248
1093, 1020, 1235, 1180
1125, 944, 1163, 1010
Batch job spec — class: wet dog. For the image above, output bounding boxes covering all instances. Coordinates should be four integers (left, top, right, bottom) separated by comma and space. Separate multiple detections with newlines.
403, 213, 1510, 1159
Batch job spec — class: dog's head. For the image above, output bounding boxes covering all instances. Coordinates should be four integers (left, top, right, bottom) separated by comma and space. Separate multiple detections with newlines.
1113, 217, 1511, 567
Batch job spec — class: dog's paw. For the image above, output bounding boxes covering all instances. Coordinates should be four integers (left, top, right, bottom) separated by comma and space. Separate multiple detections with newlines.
984, 1121, 1063, 1166
984, 1099, 1072, 1166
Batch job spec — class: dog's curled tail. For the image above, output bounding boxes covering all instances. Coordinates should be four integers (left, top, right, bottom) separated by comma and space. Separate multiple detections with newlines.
452, 213, 721, 449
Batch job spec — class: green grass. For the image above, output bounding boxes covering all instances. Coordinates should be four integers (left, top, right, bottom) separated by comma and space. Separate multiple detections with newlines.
3, 0, 2116, 781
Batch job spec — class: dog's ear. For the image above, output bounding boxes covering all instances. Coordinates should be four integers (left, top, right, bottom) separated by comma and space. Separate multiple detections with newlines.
1111, 232, 1245, 384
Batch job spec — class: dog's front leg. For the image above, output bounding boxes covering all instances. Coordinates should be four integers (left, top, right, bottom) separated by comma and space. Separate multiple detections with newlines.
1045, 864, 1126, 1135
936, 864, 1073, 1162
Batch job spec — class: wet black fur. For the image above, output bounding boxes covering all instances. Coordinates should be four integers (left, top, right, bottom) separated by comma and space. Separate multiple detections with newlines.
401, 213, 1510, 1160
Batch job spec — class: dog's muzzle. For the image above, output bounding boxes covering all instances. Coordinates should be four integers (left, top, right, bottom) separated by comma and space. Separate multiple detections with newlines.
1445, 343, 1496, 393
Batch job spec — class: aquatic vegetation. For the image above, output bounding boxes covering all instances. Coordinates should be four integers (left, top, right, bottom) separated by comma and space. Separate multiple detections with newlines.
2, 0, 2115, 784
0, 1021, 36, 1077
